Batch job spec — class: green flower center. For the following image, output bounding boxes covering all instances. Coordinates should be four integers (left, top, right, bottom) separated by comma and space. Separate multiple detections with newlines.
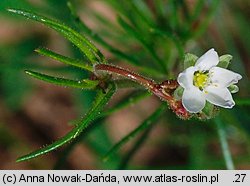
193, 71, 209, 91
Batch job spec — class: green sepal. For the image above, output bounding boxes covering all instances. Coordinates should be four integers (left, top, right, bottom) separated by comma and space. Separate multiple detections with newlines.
183, 53, 198, 69
217, 54, 233, 68
195, 102, 219, 120
173, 86, 184, 100
228, 84, 239, 93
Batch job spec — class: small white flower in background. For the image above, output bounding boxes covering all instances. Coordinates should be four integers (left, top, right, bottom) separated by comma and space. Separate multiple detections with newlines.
177, 48, 242, 113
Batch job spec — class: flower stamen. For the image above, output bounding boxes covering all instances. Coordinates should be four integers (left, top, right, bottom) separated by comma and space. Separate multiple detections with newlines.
193, 71, 209, 91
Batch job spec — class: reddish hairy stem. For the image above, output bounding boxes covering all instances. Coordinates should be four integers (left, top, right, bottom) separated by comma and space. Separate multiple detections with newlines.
95, 64, 154, 88
95, 64, 173, 101
94, 63, 190, 119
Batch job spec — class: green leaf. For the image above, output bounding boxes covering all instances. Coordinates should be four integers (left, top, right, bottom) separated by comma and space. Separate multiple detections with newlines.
67, 3, 139, 65
190, 0, 205, 22
149, 28, 184, 57
118, 16, 166, 72
25, 70, 98, 89
35, 48, 93, 72
103, 104, 165, 162
16, 83, 116, 162
53, 119, 102, 169
183, 53, 198, 69
67, 2, 108, 49
7, 8, 106, 64
66, 3, 163, 78
130, 0, 155, 26
218, 54, 233, 68
192, 0, 220, 38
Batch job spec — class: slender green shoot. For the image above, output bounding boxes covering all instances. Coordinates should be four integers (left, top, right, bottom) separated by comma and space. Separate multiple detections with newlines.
103, 104, 165, 162
215, 117, 235, 170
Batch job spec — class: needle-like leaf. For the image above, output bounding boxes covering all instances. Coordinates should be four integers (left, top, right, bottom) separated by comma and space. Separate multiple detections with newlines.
25, 70, 98, 89
118, 16, 166, 72
7, 8, 106, 64
35, 48, 93, 72
16, 83, 116, 162
67, 2, 164, 78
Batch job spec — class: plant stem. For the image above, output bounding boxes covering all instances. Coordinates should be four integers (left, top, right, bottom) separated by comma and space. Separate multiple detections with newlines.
95, 64, 173, 101
95, 64, 154, 88
215, 117, 235, 170
95, 63, 190, 119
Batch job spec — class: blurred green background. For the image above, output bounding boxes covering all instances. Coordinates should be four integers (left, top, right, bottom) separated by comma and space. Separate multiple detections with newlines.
0, 0, 249, 169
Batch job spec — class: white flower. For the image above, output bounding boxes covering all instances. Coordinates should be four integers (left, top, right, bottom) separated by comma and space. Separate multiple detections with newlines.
177, 48, 242, 113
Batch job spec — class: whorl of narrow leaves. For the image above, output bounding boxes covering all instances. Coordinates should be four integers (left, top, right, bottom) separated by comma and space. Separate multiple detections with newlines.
16, 83, 116, 162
